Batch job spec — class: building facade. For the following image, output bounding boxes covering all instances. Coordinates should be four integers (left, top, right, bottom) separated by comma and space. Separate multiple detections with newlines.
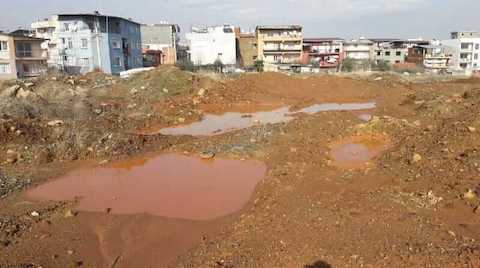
186, 24, 236, 66
236, 32, 257, 68
256, 25, 303, 72
373, 44, 407, 64
0, 33, 47, 80
343, 39, 373, 60
441, 31, 480, 74
301, 38, 343, 69
31, 13, 142, 75
141, 24, 179, 65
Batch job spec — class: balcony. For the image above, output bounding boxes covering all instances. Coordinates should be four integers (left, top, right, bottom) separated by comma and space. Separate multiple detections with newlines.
262, 34, 302, 42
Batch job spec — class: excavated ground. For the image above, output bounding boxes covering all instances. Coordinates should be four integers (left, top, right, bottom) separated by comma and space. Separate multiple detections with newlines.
0, 68, 480, 267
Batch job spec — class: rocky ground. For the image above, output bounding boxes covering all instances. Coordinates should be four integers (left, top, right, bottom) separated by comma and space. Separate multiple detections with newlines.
0, 68, 480, 267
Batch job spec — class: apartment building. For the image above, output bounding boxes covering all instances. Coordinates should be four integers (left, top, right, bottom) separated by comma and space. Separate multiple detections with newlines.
141, 24, 180, 65
373, 44, 406, 64
256, 25, 303, 72
343, 38, 374, 60
31, 12, 143, 75
0, 33, 47, 80
441, 31, 480, 74
301, 38, 343, 69
186, 24, 236, 66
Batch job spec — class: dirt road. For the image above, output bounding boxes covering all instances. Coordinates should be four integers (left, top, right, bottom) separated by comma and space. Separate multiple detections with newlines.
1, 68, 480, 267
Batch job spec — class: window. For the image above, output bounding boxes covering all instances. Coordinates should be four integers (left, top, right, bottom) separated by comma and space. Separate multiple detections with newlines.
396, 51, 401, 56
16, 42, 32, 57
60, 38, 66, 45
476, 44, 480, 50
113, 57, 122, 66
63, 23, 70, 32
0, 41, 8, 51
112, 40, 121, 49
67, 38, 73, 49
81, 38, 88, 49
377, 51, 381, 56
461, 43, 471, 49
385, 51, 391, 56
475, 54, 479, 60
79, 58, 90, 66
0, 63, 11, 74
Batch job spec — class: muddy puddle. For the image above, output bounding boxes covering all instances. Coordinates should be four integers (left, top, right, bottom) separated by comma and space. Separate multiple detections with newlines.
330, 135, 388, 169
24, 154, 266, 267
26, 153, 267, 220
157, 102, 376, 136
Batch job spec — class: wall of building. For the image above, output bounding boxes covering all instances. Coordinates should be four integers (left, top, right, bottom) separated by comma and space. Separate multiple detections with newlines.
374, 47, 406, 64
0, 35, 17, 80
186, 25, 236, 66
108, 18, 143, 74
237, 34, 257, 68
256, 27, 303, 68
141, 24, 177, 65
442, 37, 480, 72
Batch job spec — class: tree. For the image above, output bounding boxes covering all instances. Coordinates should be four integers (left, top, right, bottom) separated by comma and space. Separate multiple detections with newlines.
254, 60, 264, 72
341, 58, 355, 72
372, 60, 391, 72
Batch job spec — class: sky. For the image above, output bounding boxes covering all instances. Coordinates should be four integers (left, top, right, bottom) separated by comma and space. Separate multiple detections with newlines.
0, 0, 479, 40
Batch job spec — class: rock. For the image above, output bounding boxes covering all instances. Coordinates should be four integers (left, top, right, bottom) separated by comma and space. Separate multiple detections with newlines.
127, 103, 137, 109
30, 211, 40, 217
374, 77, 383, 81
24, 82, 35, 88
64, 209, 76, 218
47, 120, 64, 127
140, 86, 146, 90
177, 117, 185, 123
199, 151, 215, 159
463, 189, 477, 200
448, 230, 456, 237
403, 72, 410, 76
94, 109, 102, 115
197, 88, 206, 96
412, 153, 422, 163
130, 88, 138, 95
6, 149, 17, 164
162, 88, 169, 93
16, 88, 32, 99
67, 250, 74, 255
468, 126, 476, 133
0, 85, 21, 98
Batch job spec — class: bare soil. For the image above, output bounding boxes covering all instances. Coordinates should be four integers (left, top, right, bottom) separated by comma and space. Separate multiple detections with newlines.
1, 68, 480, 267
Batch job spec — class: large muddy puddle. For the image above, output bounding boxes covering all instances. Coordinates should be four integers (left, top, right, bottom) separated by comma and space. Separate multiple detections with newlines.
330, 135, 388, 169
157, 102, 376, 136
26, 153, 267, 220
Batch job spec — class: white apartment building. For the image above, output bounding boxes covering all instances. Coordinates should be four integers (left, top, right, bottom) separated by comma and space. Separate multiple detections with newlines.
343, 38, 374, 60
441, 31, 480, 74
186, 24, 236, 66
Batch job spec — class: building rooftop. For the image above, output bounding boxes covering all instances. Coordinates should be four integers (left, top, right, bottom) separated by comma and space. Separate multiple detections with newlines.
0, 32, 45, 41
303, 38, 344, 43
256, 25, 302, 30
55, 13, 141, 25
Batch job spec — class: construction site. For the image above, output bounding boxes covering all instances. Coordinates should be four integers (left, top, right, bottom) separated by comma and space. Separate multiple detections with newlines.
1, 67, 480, 267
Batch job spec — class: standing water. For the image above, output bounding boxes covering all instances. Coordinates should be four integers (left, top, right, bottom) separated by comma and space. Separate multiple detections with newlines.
157, 102, 376, 136
25, 154, 267, 220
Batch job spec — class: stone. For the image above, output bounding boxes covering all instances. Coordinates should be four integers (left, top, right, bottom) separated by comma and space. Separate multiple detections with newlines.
199, 151, 215, 159
374, 77, 383, 81
177, 117, 186, 123
0, 85, 21, 98
94, 109, 102, 115
130, 88, 138, 95
412, 153, 422, 163
162, 88, 169, 93
47, 120, 64, 127
16, 88, 32, 99
197, 88, 206, 96
64, 209, 76, 218
30, 211, 40, 217
468, 126, 476, 133
24, 82, 35, 88
463, 189, 477, 200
